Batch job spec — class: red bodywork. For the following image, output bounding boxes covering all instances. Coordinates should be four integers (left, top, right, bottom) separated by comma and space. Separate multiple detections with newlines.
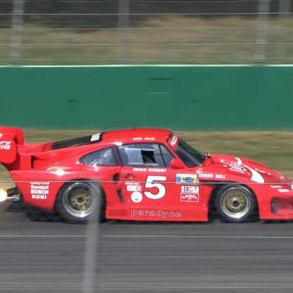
0, 125, 293, 221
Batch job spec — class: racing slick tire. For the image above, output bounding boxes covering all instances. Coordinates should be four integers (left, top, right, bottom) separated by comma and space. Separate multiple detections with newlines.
214, 184, 258, 223
55, 180, 105, 224
26, 207, 59, 222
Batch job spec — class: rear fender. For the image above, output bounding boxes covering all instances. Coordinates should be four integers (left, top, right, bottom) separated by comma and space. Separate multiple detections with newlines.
10, 170, 65, 210
10, 170, 103, 211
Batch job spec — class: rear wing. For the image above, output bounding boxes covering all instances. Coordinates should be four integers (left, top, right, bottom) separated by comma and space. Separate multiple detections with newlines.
0, 126, 24, 164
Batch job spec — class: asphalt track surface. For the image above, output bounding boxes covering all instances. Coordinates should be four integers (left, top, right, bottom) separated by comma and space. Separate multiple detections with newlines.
1, 201, 293, 293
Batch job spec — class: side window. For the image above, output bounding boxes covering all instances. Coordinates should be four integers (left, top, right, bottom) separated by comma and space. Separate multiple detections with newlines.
159, 144, 174, 167
80, 147, 118, 166
118, 143, 165, 167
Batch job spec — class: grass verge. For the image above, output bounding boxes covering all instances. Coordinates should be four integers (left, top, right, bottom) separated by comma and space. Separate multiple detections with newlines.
1, 16, 293, 64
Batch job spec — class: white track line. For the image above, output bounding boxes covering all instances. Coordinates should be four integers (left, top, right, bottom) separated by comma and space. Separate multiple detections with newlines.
0, 234, 85, 238
102, 234, 293, 239
94, 285, 293, 290
0, 285, 82, 289
0, 234, 292, 239
1, 285, 293, 290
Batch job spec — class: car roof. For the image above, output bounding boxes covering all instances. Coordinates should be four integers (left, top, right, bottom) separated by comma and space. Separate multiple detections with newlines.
101, 127, 172, 143
50, 127, 172, 151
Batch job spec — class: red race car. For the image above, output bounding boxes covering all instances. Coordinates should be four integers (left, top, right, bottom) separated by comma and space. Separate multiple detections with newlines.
0, 125, 292, 224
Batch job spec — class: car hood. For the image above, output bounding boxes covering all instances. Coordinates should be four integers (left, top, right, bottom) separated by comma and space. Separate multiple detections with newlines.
200, 153, 291, 185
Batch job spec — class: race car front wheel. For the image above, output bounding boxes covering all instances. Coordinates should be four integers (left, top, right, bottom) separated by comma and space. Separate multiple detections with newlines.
214, 184, 258, 223
55, 180, 105, 224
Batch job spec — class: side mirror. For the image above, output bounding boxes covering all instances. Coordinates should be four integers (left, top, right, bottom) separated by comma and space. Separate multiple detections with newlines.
170, 158, 183, 169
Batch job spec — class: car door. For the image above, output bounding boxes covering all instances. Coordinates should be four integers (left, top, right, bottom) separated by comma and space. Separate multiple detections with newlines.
117, 142, 192, 220
78, 146, 123, 208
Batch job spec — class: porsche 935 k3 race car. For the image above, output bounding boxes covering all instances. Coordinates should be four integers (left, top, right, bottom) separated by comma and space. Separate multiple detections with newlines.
0, 125, 293, 224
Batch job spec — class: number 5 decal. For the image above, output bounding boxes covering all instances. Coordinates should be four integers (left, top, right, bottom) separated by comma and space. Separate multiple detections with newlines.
144, 175, 167, 200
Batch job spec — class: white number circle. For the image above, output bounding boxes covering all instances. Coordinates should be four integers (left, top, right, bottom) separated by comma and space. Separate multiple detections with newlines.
131, 191, 143, 203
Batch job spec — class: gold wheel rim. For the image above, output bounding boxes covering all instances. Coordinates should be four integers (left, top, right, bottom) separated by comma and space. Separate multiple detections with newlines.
220, 187, 251, 219
63, 183, 98, 218
224, 191, 247, 213
68, 188, 92, 212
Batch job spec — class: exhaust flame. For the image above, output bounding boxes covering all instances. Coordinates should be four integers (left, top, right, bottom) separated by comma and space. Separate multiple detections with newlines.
0, 189, 7, 202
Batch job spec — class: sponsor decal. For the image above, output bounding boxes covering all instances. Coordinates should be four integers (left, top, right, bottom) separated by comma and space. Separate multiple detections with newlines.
131, 209, 182, 218
0, 133, 2, 138
254, 168, 272, 176
221, 158, 246, 174
148, 168, 166, 172
198, 173, 213, 179
180, 185, 199, 202
169, 135, 178, 147
30, 181, 49, 200
176, 174, 198, 184
221, 157, 264, 183
131, 191, 143, 203
90, 133, 101, 142
271, 185, 283, 188
181, 194, 199, 202
127, 186, 141, 192
243, 164, 265, 183
133, 168, 166, 172
133, 137, 155, 141
126, 182, 142, 192
181, 186, 198, 193
0, 141, 11, 150
216, 174, 225, 179
133, 168, 147, 172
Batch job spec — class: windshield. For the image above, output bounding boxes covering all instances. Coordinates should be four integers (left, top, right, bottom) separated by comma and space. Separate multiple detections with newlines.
173, 139, 206, 167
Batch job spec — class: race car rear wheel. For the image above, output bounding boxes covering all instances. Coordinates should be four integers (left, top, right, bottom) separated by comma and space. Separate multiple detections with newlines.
55, 180, 105, 224
214, 184, 258, 223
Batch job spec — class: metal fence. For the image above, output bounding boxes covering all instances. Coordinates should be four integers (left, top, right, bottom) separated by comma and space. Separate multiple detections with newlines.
0, 0, 292, 65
